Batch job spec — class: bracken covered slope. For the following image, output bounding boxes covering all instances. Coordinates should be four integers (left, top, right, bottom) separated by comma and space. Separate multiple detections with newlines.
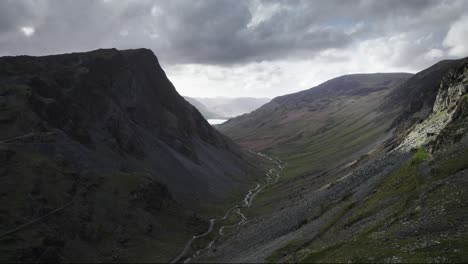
220, 73, 412, 176
0, 48, 261, 262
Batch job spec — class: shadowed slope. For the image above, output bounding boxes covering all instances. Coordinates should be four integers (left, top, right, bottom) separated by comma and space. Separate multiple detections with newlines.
0, 48, 261, 262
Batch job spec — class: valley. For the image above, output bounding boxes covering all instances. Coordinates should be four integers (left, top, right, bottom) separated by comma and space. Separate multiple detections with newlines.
0, 49, 467, 263
172, 152, 284, 263
199, 58, 468, 263
184, 97, 270, 121
1, 1, 468, 263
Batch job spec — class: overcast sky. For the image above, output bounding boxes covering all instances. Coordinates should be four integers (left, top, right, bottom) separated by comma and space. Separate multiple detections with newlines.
1, 0, 468, 98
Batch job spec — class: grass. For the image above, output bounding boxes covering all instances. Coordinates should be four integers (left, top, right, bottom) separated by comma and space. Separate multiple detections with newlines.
0, 149, 76, 218
266, 147, 435, 263
0, 147, 234, 263
298, 169, 468, 263
273, 113, 392, 181
432, 148, 468, 180
316, 202, 357, 237
226, 95, 398, 229
266, 239, 308, 263
281, 144, 468, 263
300, 234, 468, 263
244, 114, 393, 219
339, 148, 429, 232
412, 147, 431, 164
266, 198, 357, 263
319, 145, 468, 263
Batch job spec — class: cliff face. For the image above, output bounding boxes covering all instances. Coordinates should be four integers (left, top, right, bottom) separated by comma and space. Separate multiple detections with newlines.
397, 61, 468, 151
0, 48, 257, 203
3, 48, 212, 154
0, 49, 259, 262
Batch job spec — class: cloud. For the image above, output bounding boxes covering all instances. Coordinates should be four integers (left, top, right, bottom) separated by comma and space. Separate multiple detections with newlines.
0, 0, 467, 97
20, 26, 35, 37
443, 15, 468, 57
424, 49, 444, 61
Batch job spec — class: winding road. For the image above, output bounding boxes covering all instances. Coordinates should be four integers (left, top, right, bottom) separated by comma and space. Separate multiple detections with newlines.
0, 130, 63, 144
171, 153, 284, 263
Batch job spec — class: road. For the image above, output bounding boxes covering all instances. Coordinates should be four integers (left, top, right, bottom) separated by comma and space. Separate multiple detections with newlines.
0, 130, 63, 144
171, 152, 284, 263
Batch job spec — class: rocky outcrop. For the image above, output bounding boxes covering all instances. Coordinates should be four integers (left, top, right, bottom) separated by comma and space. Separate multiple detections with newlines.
397, 61, 468, 152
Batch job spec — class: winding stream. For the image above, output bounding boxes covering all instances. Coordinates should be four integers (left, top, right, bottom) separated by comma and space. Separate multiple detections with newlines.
171, 153, 284, 263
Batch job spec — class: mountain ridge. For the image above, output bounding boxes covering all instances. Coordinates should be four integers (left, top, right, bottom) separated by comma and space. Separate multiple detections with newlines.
219, 72, 412, 161
0, 48, 263, 262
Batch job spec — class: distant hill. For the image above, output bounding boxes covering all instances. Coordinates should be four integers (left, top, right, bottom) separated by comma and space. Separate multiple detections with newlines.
183, 96, 223, 119
219, 73, 413, 164
186, 97, 270, 119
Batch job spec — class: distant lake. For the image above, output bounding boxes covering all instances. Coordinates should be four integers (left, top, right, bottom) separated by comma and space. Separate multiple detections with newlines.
208, 119, 227, 125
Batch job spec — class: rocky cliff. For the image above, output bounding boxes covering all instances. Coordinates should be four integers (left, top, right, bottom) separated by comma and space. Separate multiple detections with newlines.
0, 48, 260, 262
397, 61, 468, 151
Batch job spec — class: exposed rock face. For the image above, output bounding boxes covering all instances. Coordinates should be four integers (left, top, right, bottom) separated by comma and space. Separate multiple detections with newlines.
397, 62, 468, 151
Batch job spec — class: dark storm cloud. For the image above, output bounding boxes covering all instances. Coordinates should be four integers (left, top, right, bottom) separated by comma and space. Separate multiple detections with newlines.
0, 0, 467, 67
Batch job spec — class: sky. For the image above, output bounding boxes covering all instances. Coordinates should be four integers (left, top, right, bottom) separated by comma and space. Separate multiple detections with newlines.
1, 0, 468, 98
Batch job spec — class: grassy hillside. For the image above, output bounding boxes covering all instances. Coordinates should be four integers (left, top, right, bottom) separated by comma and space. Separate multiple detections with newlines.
198, 61, 468, 263
221, 73, 411, 179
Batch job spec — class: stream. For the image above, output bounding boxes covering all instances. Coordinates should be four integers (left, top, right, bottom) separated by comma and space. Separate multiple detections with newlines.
171, 153, 284, 263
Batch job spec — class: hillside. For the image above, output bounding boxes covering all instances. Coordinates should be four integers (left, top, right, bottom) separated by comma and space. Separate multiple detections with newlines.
0, 49, 263, 262
183, 96, 223, 119
191, 97, 270, 119
199, 59, 468, 263
386, 59, 467, 133
220, 73, 412, 175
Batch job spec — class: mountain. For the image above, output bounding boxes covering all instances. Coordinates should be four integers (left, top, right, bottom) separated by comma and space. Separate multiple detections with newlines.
183, 96, 223, 119
220, 73, 412, 174
386, 59, 467, 130
202, 60, 468, 263
0, 49, 262, 262
2, 47, 467, 263
190, 97, 270, 119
